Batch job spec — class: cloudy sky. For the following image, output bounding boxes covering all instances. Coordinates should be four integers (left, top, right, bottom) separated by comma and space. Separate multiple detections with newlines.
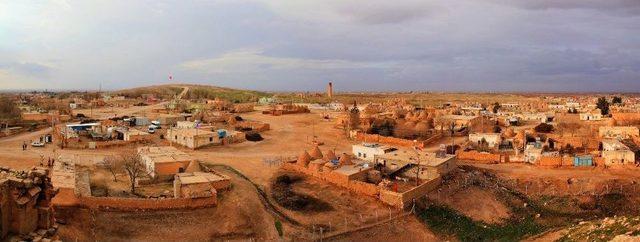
1, 0, 639, 92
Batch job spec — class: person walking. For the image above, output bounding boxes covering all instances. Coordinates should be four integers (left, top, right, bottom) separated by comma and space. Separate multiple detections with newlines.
22, 141, 27, 151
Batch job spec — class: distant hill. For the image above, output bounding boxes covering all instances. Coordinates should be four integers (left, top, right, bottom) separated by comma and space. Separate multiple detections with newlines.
115, 84, 271, 103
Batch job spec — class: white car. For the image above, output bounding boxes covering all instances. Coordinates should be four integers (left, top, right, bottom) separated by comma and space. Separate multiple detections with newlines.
31, 141, 45, 147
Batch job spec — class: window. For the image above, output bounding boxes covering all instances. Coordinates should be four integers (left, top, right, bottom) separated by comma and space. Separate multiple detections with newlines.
209, 137, 213, 142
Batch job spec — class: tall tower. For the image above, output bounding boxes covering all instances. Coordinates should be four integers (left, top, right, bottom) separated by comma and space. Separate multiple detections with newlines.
327, 82, 333, 99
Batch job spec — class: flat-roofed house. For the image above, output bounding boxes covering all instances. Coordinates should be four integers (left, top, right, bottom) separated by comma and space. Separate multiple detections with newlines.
374, 149, 457, 180
352, 143, 397, 161
601, 139, 635, 166
166, 128, 219, 149
138, 146, 197, 180
580, 109, 603, 121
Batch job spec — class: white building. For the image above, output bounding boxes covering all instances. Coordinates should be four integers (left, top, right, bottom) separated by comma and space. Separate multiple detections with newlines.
580, 110, 602, 121
352, 143, 397, 161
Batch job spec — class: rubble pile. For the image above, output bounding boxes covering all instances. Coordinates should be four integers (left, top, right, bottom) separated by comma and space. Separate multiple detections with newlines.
0, 166, 60, 241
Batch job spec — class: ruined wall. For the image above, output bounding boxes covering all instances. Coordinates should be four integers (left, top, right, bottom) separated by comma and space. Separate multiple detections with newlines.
77, 195, 217, 211
0, 167, 56, 239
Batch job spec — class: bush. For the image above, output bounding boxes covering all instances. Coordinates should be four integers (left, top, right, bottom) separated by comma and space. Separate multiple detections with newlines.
534, 123, 554, 133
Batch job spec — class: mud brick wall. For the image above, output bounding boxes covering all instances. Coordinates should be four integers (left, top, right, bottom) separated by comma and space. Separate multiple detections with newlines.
355, 133, 431, 148
282, 163, 380, 197
379, 177, 442, 208
457, 151, 501, 164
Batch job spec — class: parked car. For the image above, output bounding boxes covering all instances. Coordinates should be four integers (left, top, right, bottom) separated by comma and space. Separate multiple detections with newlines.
31, 141, 45, 147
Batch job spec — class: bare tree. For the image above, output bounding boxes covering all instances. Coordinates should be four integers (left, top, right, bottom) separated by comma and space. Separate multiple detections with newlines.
122, 153, 147, 194
101, 155, 121, 182
0, 96, 22, 130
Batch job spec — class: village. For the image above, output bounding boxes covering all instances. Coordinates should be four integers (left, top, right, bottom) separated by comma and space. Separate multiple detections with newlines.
0, 83, 638, 241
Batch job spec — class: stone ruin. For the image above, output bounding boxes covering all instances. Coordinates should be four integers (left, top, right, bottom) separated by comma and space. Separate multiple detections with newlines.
0, 166, 59, 241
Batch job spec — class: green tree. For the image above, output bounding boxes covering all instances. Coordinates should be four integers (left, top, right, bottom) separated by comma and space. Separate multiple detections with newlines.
596, 97, 610, 115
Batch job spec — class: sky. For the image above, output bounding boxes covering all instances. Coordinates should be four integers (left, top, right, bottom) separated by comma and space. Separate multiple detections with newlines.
1, 0, 639, 92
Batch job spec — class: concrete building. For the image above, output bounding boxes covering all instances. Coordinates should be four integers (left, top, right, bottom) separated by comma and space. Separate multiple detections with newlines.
352, 143, 397, 161
166, 128, 219, 149
137, 146, 197, 180
599, 126, 639, 139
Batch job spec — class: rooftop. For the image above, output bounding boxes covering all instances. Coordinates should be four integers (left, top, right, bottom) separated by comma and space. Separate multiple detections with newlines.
176, 171, 229, 185
168, 128, 215, 137
137, 146, 193, 163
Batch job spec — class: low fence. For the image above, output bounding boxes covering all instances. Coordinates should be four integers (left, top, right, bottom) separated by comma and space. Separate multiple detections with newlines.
76, 195, 217, 211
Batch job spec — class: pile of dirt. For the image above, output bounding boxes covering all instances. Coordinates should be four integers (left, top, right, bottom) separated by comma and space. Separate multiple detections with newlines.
271, 174, 332, 212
